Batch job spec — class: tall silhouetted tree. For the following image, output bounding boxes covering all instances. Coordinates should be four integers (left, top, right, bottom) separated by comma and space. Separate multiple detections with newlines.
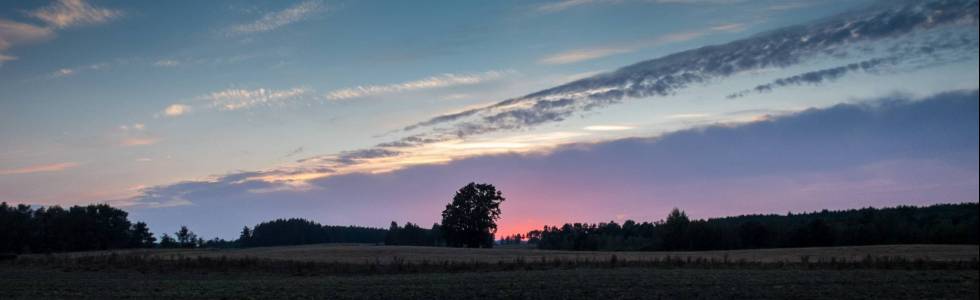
238, 226, 252, 247
661, 208, 690, 250
440, 182, 505, 248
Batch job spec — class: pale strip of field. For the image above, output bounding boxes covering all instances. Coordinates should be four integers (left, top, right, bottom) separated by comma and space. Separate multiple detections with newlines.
36, 244, 979, 264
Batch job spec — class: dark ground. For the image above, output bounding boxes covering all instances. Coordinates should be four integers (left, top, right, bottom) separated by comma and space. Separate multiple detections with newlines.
2, 267, 977, 299
3, 244, 978, 299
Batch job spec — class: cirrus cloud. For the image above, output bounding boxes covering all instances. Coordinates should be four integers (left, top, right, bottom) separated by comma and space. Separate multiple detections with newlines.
325, 70, 512, 101
227, 0, 325, 35
28, 0, 122, 29
0, 162, 80, 176
0, 0, 121, 65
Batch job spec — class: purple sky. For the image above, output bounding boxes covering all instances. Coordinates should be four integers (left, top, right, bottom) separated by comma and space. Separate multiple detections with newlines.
131, 91, 979, 238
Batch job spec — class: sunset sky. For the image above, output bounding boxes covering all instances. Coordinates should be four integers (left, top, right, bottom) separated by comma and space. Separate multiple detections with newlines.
1, 0, 978, 239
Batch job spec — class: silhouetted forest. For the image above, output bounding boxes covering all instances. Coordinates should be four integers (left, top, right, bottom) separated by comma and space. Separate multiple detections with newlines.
385, 222, 443, 246
529, 203, 979, 251
4, 201, 976, 254
0, 202, 154, 253
238, 218, 387, 247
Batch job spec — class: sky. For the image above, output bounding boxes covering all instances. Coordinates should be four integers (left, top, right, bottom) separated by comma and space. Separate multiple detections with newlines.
1, 0, 977, 239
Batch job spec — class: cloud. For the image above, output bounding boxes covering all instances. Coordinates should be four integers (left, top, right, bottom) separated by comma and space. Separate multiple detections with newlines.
283, 146, 305, 158
537, 0, 744, 13
129, 123, 145, 131
128, 90, 979, 238
116, 123, 159, 146
539, 47, 635, 65
154, 59, 180, 67
709, 22, 747, 32
1, 0, 120, 65
204, 87, 310, 111
0, 19, 54, 64
27, 0, 122, 29
228, 0, 324, 35
46, 62, 107, 78
727, 57, 903, 99
584, 125, 635, 131
766, 2, 813, 11
163, 104, 190, 117
726, 27, 980, 99
0, 162, 80, 176
120, 137, 160, 147
159, 87, 312, 118
538, 0, 611, 13
325, 70, 511, 101
406, 0, 978, 140
537, 29, 716, 65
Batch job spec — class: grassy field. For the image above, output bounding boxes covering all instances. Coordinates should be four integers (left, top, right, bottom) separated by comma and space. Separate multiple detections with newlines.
26, 243, 980, 263
2, 244, 977, 299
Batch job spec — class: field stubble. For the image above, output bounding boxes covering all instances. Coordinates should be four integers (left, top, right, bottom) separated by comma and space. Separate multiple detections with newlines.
2, 244, 977, 299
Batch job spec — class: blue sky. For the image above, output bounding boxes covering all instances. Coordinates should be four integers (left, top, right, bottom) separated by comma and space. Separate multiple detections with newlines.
1, 0, 977, 238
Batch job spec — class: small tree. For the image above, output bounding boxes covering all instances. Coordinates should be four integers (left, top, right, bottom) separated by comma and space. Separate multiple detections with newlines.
129, 222, 156, 248
238, 226, 252, 247
159, 233, 177, 248
440, 182, 505, 248
175, 225, 197, 248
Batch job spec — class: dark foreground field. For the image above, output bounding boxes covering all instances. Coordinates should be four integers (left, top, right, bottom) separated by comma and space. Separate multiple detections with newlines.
2, 244, 977, 299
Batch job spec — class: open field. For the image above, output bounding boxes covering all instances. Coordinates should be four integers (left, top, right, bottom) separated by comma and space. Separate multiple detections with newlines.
2, 244, 978, 299
24, 243, 980, 264
2, 267, 977, 299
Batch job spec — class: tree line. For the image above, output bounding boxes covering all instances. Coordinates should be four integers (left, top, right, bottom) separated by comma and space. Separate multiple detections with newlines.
1, 182, 505, 252
529, 203, 979, 251
237, 183, 505, 248
7, 184, 972, 254
237, 218, 388, 247
1, 202, 155, 253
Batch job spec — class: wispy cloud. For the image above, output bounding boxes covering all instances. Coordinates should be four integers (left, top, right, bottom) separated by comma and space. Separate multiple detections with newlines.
47, 62, 107, 78
27, 0, 122, 29
325, 70, 511, 101
412, 0, 977, 141
538, 26, 740, 65
0, 19, 54, 64
116, 123, 159, 146
162, 104, 190, 117
766, 2, 814, 11
538, 0, 743, 13
0, 162, 79, 176
119, 123, 145, 131
726, 29, 980, 99
584, 125, 635, 131
120, 137, 160, 147
228, 0, 324, 35
153, 59, 180, 67
204, 87, 310, 111
1, 0, 120, 65
160, 87, 311, 117
667, 113, 711, 119
539, 47, 635, 65
538, 0, 612, 13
